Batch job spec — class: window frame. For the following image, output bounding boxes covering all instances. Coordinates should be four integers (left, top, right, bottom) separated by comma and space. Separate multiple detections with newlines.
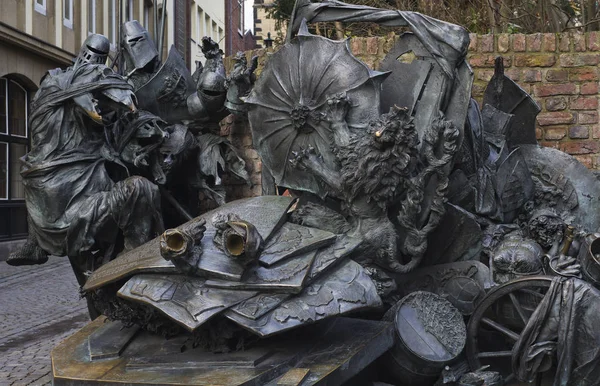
0, 141, 7, 202
143, 2, 149, 28
88, 0, 97, 35
238, 0, 244, 36
34, 0, 47, 16
63, 0, 74, 29
7, 80, 28, 139
0, 77, 30, 240
126, 0, 134, 21
108, 0, 117, 44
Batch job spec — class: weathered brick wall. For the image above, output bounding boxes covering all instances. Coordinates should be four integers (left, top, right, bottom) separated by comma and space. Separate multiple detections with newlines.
222, 32, 600, 197
468, 32, 600, 168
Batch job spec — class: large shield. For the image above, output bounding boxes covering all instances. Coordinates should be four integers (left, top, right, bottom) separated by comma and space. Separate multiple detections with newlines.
136, 45, 196, 122
245, 23, 388, 198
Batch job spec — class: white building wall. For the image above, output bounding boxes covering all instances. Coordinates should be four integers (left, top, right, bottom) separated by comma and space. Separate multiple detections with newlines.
190, 0, 225, 66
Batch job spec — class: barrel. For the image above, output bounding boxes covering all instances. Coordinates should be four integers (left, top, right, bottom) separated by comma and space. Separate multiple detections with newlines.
380, 291, 467, 386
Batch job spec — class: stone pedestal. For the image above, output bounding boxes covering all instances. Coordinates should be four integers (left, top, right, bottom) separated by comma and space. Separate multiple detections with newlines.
51, 316, 393, 385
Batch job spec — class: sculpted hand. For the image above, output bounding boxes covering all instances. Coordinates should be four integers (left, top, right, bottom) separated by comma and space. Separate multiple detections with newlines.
324, 92, 350, 123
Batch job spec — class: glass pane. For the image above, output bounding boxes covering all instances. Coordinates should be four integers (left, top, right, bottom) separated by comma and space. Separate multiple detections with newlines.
64, 0, 71, 20
0, 78, 6, 134
0, 207, 8, 238
0, 142, 8, 200
8, 81, 27, 137
88, 0, 95, 33
0, 142, 7, 199
11, 205, 28, 236
108, 0, 115, 43
10, 143, 26, 199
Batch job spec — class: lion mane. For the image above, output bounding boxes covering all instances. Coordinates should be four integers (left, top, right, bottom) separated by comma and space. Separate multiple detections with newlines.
335, 106, 419, 210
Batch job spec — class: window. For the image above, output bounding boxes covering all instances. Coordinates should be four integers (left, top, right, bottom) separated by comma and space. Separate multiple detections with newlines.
144, 2, 150, 29
88, 0, 97, 34
35, 0, 46, 15
108, 0, 116, 44
204, 13, 209, 37
238, 0, 244, 35
0, 78, 30, 240
63, 0, 73, 29
196, 7, 202, 41
126, 0, 134, 21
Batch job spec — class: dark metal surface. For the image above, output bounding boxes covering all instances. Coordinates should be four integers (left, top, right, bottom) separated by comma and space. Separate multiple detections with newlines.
224, 260, 382, 337
465, 276, 553, 382
382, 291, 466, 385
228, 293, 292, 320
259, 222, 336, 267
75, 34, 111, 67
483, 58, 540, 148
521, 144, 600, 232
121, 20, 159, 73
246, 23, 386, 198
118, 274, 258, 331
205, 249, 317, 293
32, 2, 600, 384
52, 316, 393, 386
395, 291, 466, 362
88, 321, 140, 361
379, 33, 472, 150
84, 196, 294, 290
135, 46, 197, 122
394, 260, 491, 315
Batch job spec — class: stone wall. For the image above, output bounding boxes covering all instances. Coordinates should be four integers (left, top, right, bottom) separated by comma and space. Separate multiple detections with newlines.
221, 32, 600, 197
468, 32, 600, 168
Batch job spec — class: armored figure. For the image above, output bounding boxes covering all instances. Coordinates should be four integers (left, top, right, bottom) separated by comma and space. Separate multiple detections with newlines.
121, 20, 161, 88
120, 21, 252, 208
9, 34, 165, 284
225, 52, 258, 116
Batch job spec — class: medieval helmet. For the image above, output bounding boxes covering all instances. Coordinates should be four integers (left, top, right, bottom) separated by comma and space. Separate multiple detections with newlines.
75, 34, 110, 67
121, 20, 159, 71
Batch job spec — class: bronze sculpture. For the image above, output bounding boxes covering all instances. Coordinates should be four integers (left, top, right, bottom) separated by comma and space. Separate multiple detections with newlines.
5, 1, 600, 385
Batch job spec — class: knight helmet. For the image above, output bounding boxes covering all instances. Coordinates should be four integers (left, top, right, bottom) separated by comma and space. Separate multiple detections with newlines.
121, 20, 159, 72
74, 34, 110, 68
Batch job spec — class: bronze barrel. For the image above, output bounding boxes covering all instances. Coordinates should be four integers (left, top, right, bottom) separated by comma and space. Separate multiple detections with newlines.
380, 291, 467, 385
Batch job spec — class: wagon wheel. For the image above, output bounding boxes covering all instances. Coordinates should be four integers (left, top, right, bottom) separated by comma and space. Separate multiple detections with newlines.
466, 276, 553, 385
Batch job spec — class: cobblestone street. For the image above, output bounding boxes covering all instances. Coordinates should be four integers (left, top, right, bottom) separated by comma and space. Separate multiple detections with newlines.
0, 257, 89, 385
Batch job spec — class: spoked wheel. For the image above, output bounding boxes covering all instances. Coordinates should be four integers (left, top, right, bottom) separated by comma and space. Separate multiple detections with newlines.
466, 276, 553, 385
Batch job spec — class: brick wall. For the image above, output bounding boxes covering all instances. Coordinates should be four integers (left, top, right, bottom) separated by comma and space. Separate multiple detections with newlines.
221, 32, 600, 198
468, 32, 600, 168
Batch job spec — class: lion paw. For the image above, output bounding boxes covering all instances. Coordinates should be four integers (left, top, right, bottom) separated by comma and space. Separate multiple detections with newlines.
289, 146, 320, 171
324, 92, 350, 123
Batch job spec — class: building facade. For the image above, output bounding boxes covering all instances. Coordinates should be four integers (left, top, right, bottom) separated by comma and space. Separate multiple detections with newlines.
225, 0, 256, 56
0, 0, 176, 258
191, 0, 256, 70
190, 0, 225, 68
253, 0, 281, 48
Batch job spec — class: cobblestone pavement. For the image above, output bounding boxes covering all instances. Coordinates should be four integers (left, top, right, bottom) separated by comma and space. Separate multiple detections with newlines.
0, 257, 89, 385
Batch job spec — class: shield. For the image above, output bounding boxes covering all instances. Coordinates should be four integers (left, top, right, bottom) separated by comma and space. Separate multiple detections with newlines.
136, 45, 196, 122
245, 22, 389, 197
483, 57, 541, 148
